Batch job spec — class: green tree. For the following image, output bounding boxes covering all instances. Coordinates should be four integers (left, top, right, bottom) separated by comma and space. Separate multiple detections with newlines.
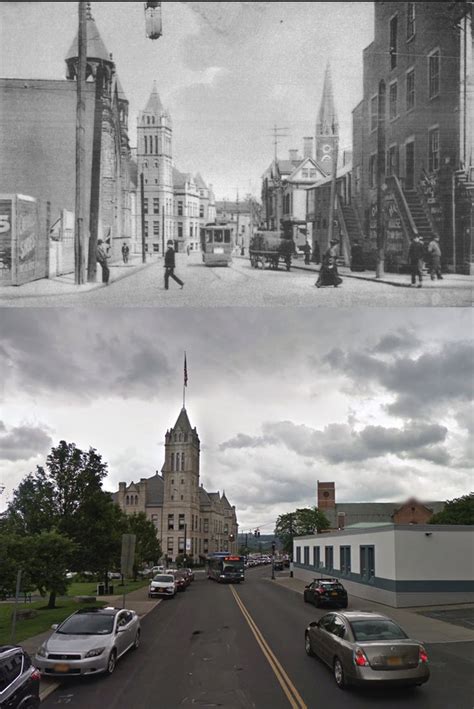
0, 532, 32, 599
29, 531, 76, 609
429, 494, 474, 525
126, 512, 162, 578
274, 507, 330, 553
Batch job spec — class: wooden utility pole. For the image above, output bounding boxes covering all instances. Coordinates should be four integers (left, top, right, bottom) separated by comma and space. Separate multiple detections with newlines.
376, 80, 387, 278
140, 173, 146, 263
74, 1, 87, 285
327, 136, 339, 245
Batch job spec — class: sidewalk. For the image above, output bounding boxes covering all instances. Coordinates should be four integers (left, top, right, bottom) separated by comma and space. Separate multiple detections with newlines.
0, 254, 158, 300
272, 574, 474, 644
21, 585, 161, 702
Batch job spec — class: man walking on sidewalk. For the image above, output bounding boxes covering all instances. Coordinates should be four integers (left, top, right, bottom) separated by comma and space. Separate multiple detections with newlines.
408, 235, 425, 288
427, 236, 443, 280
164, 240, 184, 290
97, 239, 110, 285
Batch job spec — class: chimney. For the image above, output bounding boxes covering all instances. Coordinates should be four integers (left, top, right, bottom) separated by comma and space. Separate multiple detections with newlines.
303, 137, 314, 159
289, 149, 299, 162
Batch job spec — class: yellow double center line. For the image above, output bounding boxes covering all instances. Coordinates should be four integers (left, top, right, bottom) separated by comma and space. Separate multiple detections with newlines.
229, 585, 307, 709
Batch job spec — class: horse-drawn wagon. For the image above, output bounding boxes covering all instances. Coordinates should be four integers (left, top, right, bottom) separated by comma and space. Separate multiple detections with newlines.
249, 231, 293, 271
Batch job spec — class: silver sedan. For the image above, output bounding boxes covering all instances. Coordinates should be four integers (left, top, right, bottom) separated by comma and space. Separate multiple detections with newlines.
305, 610, 430, 689
35, 607, 140, 677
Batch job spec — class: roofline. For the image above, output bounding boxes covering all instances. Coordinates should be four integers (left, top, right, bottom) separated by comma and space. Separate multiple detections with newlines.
295, 524, 474, 539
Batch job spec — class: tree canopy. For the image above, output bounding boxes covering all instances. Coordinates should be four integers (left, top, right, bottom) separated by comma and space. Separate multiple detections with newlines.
429, 493, 474, 525
274, 507, 330, 552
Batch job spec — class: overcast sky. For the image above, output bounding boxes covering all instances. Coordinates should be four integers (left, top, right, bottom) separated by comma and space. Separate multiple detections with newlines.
0, 1, 374, 199
1, 307, 472, 532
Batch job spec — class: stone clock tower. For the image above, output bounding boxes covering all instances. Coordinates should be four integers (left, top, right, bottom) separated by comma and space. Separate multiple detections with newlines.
315, 62, 339, 176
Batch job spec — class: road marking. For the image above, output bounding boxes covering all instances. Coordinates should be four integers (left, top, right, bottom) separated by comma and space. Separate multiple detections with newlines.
229, 585, 307, 709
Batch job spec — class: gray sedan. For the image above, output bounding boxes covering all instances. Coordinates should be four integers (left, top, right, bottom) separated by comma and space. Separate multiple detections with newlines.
35, 607, 140, 677
305, 611, 430, 689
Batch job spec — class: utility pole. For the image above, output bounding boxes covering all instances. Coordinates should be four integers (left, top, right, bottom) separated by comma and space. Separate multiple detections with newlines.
268, 124, 290, 163
140, 173, 146, 263
183, 522, 187, 563
376, 80, 387, 278
162, 203, 166, 257
74, 1, 87, 285
327, 136, 339, 247
235, 190, 240, 250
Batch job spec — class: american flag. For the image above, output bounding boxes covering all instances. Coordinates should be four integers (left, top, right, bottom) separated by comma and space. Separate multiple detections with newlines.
184, 354, 188, 387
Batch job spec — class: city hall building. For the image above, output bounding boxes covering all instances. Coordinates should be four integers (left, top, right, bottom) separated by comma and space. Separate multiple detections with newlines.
113, 407, 239, 563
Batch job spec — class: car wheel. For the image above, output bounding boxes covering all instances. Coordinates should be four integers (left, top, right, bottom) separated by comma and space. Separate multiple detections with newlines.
133, 629, 140, 650
106, 649, 117, 675
333, 657, 347, 689
304, 632, 315, 657
21, 700, 40, 709
340, 602, 348, 609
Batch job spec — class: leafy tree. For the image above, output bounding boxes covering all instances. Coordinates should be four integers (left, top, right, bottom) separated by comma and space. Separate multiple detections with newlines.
429, 494, 474, 525
275, 507, 330, 553
0, 533, 32, 599
29, 531, 76, 609
126, 512, 162, 578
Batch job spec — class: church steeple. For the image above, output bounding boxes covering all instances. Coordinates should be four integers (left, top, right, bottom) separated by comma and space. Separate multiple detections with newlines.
145, 81, 164, 116
315, 62, 339, 175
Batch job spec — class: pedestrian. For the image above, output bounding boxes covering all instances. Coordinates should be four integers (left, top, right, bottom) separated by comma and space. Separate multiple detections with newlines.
164, 240, 184, 290
408, 235, 425, 288
121, 242, 130, 264
97, 239, 110, 285
427, 236, 443, 280
186, 245, 190, 256
315, 238, 342, 288
303, 241, 311, 265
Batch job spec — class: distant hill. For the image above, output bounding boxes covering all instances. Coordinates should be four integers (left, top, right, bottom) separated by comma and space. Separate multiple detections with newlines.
238, 533, 280, 552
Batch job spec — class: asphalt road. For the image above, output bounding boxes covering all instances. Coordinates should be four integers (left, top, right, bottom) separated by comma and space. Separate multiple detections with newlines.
1, 254, 471, 307
41, 567, 474, 709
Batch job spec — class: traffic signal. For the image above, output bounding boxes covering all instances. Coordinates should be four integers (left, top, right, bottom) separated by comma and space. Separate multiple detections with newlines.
254, 529, 260, 537
271, 542, 276, 554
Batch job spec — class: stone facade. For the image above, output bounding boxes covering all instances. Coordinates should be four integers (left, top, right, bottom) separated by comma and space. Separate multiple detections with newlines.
114, 408, 238, 563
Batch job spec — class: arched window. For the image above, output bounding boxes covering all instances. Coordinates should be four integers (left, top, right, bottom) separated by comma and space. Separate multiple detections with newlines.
154, 161, 158, 168
155, 135, 158, 154
147, 116, 150, 125
171, 452, 174, 470
144, 136, 147, 154
176, 452, 180, 470
181, 453, 185, 470
152, 116, 155, 124
179, 433, 182, 442
135, 495, 138, 505
126, 495, 129, 505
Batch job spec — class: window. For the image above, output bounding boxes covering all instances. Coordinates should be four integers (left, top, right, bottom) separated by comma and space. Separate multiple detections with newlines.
428, 49, 440, 99
360, 545, 375, 581
167, 537, 173, 553
324, 546, 334, 571
154, 160, 158, 168
302, 169, 309, 178
176, 453, 180, 470
389, 81, 398, 120
144, 222, 149, 238
178, 201, 183, 216
144, 136, 148, 154
406, 2, 415, 40
203, 519, 209, 533
370, 95, 378, 133
167, 514, 174, 531
153, 243, 159, 253
153, 221, 159, 236
355, 166, 361, 194
143, 198, 149, 215
313, 546, 320, 568
296, 546, 301, 564
303, 546, 310, 565
153, 198, 160, 214
369, 155, 377, 188
155, 136, 158, 154
203, 538, 209, 552
178, 223, 183, 239
200, 205, 204, 218
387, 144, 399, 177
178, 537, 184, 553
428, 128, 440, 172
406, 68, 415, 111
389, 14, 398, 69
181, 453, 185, 470
179, 514, 185, 530
340, 546, 351, 575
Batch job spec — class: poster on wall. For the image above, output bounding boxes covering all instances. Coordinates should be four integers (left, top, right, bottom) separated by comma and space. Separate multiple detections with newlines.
16, 197, 38, 281
0, 198, 13, 282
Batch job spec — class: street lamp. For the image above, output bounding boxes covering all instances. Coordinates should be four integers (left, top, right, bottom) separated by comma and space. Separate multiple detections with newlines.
145, 2, 162, 40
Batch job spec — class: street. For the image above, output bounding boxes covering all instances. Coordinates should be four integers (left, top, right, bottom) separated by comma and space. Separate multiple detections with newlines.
0, 253, 472, 308
41, 566, 474, 709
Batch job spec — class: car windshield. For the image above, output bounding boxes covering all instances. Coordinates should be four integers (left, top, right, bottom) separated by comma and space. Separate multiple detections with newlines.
153, 575, 174, 582
57, 614, 115, 635
350, 619, 408, 641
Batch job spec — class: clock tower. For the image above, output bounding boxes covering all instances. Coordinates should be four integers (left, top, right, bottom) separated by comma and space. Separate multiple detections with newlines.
315, 62, 339, 176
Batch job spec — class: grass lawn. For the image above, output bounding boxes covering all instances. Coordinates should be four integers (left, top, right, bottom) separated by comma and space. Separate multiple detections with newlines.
0, 598, 105, 646
67, 579, 149, 597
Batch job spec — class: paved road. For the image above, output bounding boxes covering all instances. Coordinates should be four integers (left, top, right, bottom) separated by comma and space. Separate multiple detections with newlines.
1, 254, 471, 307
41, 567, 474, 708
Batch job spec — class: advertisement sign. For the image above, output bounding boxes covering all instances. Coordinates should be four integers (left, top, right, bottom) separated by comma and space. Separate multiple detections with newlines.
0, 198, 13, 282
16, 198, 38, 281
384, 196, 404, 254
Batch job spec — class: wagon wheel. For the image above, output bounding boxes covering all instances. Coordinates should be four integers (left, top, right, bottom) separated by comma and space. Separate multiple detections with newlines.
250, 255, 257, 268
258, 256, 266, 269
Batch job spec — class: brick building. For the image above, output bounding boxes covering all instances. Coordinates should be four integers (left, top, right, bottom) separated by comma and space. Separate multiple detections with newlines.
350, 1, 473, 272
114, 407, 239, 564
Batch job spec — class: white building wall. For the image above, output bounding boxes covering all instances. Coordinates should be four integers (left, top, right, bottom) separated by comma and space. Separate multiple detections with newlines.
394, 528, 474, 581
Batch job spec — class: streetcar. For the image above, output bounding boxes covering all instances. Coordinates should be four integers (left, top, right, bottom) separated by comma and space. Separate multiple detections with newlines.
206, 553, 245, 583
200, 223, 233, 266
249, 230, 293, 271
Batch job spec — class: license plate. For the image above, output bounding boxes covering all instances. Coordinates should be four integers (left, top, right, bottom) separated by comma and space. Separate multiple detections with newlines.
214, 247, 224, 254
331, 592, 338, 596
387, 656, 402, 666
54, 663, 70, 673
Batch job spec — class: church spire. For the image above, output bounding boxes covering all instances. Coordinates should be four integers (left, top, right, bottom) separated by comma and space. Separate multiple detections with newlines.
316, 62, 339, 137
145, 81, 164, 115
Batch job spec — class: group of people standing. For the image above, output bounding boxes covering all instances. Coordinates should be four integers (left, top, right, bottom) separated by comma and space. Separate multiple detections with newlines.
408, 235, 443, 287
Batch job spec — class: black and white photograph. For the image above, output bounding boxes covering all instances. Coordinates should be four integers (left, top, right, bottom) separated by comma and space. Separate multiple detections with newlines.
0, 2, 473, 709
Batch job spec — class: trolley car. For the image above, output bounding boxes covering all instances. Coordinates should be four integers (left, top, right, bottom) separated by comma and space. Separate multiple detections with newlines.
249, 231, 293, 271
200, 223, 233, 266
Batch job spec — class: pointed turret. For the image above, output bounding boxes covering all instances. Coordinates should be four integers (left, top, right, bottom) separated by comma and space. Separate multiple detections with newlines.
145, 81, 164, 115
65, 3, 114, 81
315, 62, 339, 175
172, 407, 193, 433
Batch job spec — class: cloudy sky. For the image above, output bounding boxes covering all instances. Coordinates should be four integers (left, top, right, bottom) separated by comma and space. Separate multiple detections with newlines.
0, 1, 374, 198
0, 307, 472, 532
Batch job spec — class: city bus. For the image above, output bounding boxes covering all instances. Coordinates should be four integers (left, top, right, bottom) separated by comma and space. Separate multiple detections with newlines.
200, 223, 233, 266
206, 553, 245, 583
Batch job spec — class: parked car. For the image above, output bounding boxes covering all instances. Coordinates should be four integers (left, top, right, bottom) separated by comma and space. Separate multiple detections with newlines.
150, 566, 165, 575
0, 645, 40, 708
148, 574, 177, 598
170, 570, 189, 591
185, 568, 194, 582
304, 611, 430, 690
303, 578, 348, 608
273, 559, 284, 571
34, 607, 140, 677
107, 571, 122, 580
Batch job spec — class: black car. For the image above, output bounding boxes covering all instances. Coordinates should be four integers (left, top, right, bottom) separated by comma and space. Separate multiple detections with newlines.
0, 645, 41, 708
303, 578, 348, 608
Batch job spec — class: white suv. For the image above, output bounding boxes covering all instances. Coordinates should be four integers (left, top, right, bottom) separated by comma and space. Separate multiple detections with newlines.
148, 573, 177, 599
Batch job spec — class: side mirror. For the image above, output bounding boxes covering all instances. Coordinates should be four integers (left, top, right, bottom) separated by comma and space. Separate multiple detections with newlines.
304, 584, 310, 589
117, 626, 127, 633
51, 624, 59, 631
308, 621, 319, 628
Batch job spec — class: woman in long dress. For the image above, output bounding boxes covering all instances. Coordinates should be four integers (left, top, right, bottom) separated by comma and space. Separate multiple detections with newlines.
315, 239, 342, 288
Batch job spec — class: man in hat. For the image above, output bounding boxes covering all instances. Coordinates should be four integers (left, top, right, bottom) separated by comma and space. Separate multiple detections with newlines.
427, 235, 443, 280
97, 239, 110, 285
164, 240, 184, 290
407, 235, 425, 288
